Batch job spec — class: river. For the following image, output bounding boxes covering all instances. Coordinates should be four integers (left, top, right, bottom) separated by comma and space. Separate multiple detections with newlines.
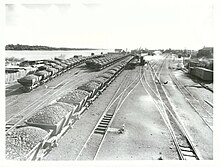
5, 49, 114, 61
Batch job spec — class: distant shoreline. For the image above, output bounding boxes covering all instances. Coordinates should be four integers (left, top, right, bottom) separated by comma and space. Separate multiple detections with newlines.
5, 44, 104, 51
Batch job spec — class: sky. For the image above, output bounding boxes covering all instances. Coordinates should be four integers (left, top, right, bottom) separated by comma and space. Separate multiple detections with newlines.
5, 0, 214, 50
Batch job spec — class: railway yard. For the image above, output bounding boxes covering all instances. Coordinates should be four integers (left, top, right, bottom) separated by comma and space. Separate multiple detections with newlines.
5, 53, 213, 160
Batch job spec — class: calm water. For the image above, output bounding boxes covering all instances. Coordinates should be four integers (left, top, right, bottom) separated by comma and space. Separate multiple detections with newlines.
5, 49, 113, 61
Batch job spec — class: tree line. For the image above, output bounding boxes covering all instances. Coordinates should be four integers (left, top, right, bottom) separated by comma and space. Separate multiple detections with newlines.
5, 44, 100, 51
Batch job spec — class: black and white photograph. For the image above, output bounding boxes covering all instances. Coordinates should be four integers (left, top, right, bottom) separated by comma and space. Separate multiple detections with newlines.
2, 0, 217, 165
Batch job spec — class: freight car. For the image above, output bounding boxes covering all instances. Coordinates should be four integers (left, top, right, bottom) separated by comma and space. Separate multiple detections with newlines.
187, 59, 213, 81
189, 67, 213, 81
7, 55, 133, 160
34, 70, 51, 84
6, 126, 52, 160
17, 74, 42, 92
17, 56, 92, 92
125, 58, 139, 69
85, 54, 128, 70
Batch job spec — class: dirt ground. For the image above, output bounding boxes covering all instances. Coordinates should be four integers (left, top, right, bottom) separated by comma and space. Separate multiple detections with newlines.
6, 54, 213, 160
95, 81, 179, 160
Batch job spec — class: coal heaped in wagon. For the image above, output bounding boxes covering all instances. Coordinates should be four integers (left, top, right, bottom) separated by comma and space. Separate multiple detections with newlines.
91, 77, 110, 91
25, 102, 77, 136
6, 126, 51, 161
17, 74, 42, 91
57, 89, 91, 113
34, 70, 51, 83
77, 81, 102, 98
99, 72, 115, 80
85, 54, 127, 70
6, 54, 136, 160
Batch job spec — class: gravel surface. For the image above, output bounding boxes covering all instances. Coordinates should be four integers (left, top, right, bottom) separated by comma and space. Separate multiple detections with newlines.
6, 54, 213, 160
163, 82, 213, 159
174, 70, 213, 113
96, 81, 179, 160
159, 57, 213, 159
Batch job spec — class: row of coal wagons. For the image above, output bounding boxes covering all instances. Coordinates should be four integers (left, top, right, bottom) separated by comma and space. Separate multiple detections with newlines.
17, 57, 88, 92
6, 102, 78, 161
85, 53, 128, 70
5, 56, 133, 161
90, 56, 134, 92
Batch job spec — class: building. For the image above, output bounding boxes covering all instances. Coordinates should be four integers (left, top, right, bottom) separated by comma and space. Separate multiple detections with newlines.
115, 49, 123, 53
197, 47, 213, 58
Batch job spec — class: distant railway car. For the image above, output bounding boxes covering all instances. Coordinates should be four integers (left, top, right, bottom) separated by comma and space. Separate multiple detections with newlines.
85, 54, 127, 71
125, 58, 138, 69
45, 67, 59, 79
34, 70, 51, 83
190, 67, 213, 81
77, 81, 102, 98
17, 74, 42, 92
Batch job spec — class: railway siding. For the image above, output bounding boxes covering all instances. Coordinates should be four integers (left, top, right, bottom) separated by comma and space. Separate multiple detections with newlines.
153, 56, 213, 159
5, 53, 213, 160
95, 80, 179, 160
44, 70, 131, 160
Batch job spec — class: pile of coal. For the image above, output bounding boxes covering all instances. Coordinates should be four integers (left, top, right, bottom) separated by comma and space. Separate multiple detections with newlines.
77, 81, 100, 92
57, 89, 90, 105
6, 126, 48, 160
27, 102, 73, 125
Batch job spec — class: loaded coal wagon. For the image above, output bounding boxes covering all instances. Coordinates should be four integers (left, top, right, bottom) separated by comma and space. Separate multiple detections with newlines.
25, 102, 77, 149
34, 70, 52, 84
6, 126, 52, 160
56, 89, 91, 114
17, 74, 42, 92
77, 80, 102, 100
26, 102, 76, 136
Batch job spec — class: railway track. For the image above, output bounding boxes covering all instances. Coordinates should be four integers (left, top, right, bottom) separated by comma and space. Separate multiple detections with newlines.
72, 55, 209, 160
5, 70, 88, 133
74, 60, 201, 160
168, 71, 213, 130
141, 66, 201, 160
6, 54, 212, 160
150, 55, 168, 84
5, 61, 126, 133
149, 55, 213, 131
75, 67, 142, 160
5, 67, 82, 108
75, 63, 201, 160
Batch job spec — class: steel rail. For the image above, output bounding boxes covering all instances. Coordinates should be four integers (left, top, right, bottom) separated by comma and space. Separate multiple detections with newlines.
5, 71, 89, 133
93, 67, 143, 160
150, 55, 213, 131
75, 70, 131, 160
169, 70, 213, 118
6, 59, 127, 133
167, 67, 213, 131
141, 67, 200, 160
5, 67, 82, 109
75, 67, 141, 160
